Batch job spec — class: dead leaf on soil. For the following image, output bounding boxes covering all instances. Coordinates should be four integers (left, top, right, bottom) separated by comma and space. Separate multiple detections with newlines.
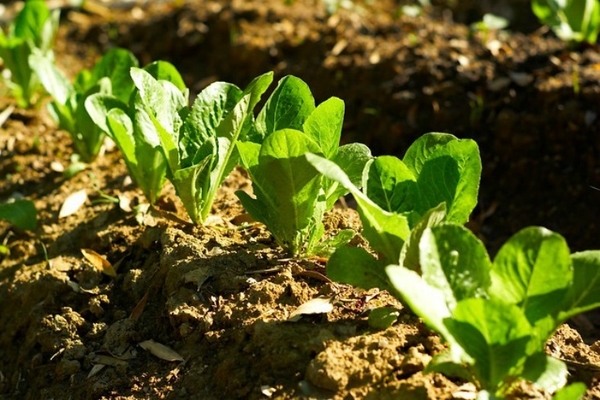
87, 364, 105, 378
118, 194, 132, 212
50, 161, 64, 172
49, 256, 73, 272
138, 340, 184, 362
66, 280, 100, 295
453, 383, 477, 399
288, 297, 334, 322
0, 105, 14, 128
58, 189, 87, 218
183, 269, 211, 290
261, 385, 277, 397
81, 248, 117, 277
90, 354, 129, 368
129, 291, 149, 321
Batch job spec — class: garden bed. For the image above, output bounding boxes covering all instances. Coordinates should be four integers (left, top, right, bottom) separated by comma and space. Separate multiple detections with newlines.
1, 0, 600, 398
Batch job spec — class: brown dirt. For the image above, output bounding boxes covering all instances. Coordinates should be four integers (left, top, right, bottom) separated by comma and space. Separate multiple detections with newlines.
1, 0, 600, 399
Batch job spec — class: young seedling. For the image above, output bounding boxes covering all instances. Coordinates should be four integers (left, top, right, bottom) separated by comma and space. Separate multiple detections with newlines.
0, 0, 59, 108
307, 132, 481, 281
30, 48, 139, 162
92, 67, 274, 222
85, 61, 186, 205
236, 75, 371, 256
386, 224, 597, 399
532, 0, 600, 44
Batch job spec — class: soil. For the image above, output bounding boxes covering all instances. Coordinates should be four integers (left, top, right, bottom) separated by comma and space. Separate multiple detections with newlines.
1, 0, 600, 399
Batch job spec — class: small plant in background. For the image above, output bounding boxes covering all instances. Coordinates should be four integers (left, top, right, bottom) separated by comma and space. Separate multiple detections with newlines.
0, 0, 59, 108
532, 0, 600, 44
30, 48, 139, 163
85, 61, 186, 205
237, 75, 372, 256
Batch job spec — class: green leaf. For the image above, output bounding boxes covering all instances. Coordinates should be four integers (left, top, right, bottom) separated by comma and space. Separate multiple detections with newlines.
85, 93, 128, 135
143, 60, 187, 91
239, 129, 323, 254
444, 298, 533, 392
559, 250, 600, 321
14, 1, 50, 42
255, 75, 315, 139
324, 143, 372, 209
90, 48, 138, 103
302, 96, 344, 159
312, 228, 355, 257
399, 202, 447, 272
419, 223, 492, 310
363, 133, 480, 225
327, 246, 391, 291
386, 264, 456, 345
425, 351, 476, 382
365, 155, 417, 213
532, 0, 600, 43
402, 132, 457, 174
521, 352, 568, 393
29, 52, 71, 104
411, 135, 481, 224
551, 382, 587, 400
173, 72, 272, 223
307, 153, 410, 264
489, 227, 572, 333
181, 81, 243, 163
0, 200, 37, 230
368, 307, 400, 330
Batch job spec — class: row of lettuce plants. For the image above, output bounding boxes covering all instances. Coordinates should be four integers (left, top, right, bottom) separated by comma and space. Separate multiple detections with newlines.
1, 2, 599, 399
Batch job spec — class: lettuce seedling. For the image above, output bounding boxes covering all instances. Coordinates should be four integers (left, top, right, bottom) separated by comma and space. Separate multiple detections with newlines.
532, 0, 600, 44
386, 224, 598, 398
307, 132, 481, 284
30, 48, 139, 162
236, 75, 371, 256
127, 68, 273, 223
0, 0, 59, 108
85, 61, 186, 205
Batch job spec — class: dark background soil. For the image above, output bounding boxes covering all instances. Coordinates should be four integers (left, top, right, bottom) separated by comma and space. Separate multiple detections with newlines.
2, 0, 600, 399
74, 0, 600, 256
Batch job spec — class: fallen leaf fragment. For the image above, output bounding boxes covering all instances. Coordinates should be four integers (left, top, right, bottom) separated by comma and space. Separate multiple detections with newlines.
90, 354, 129, 367
118, 194, 132, 212
129, 291, 149, 322
87, 364, 105, 378
0, 105, 14, 128
81, 248, 117, 277
58, 189, 87, 218
50, 161, 64, 172
139, 340, 184, 362
261, 385, 277, 397
288, 297, 334, 322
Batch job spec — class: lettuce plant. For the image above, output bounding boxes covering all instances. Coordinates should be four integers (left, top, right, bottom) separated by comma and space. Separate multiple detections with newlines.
307, 132, 481, 277
236, 75, 371, 256
134, 69, 274, 224
532, 0, 600, 44
385, 224, 596, 399
85, 61, 186, 205
30, 48, 139, 162
0, 0, 59, 108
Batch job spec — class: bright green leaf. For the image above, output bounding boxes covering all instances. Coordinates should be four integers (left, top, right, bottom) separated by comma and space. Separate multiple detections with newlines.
0, 200, 37, 231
